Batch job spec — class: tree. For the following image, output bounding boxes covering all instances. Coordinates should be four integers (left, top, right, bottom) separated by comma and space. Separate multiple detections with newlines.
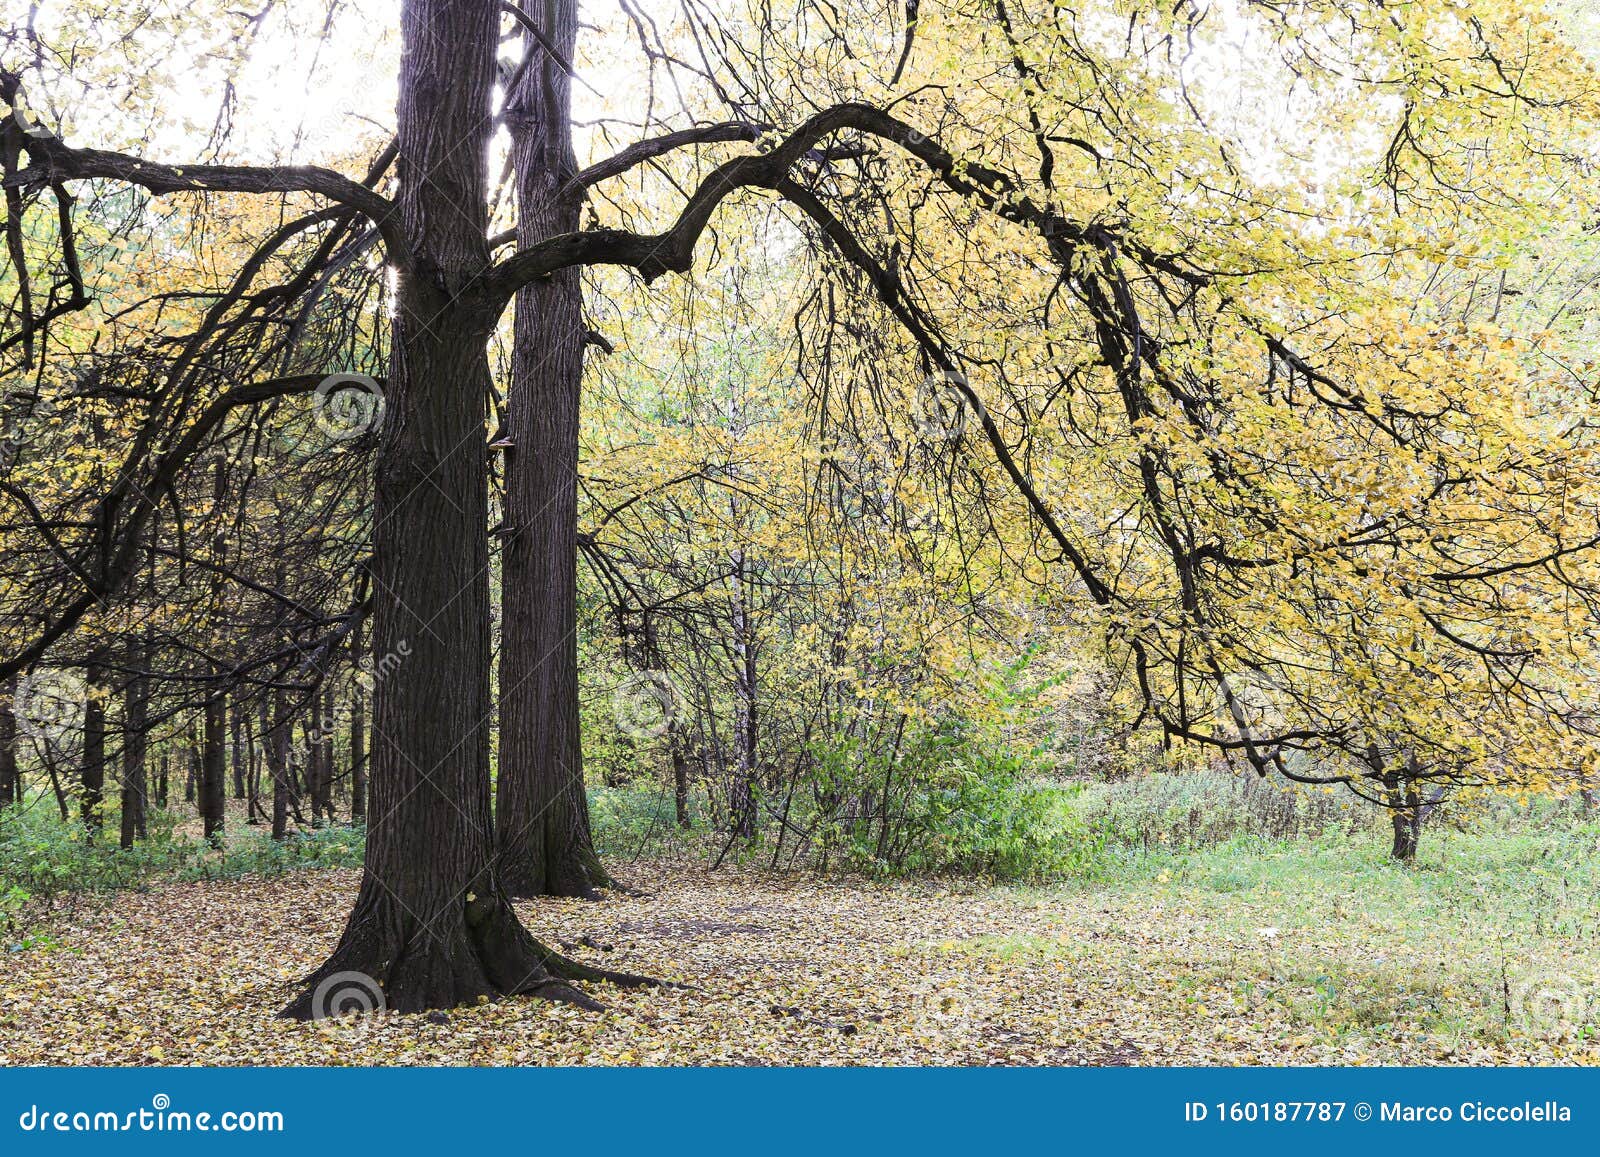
494, 0, 610, 897
6, 0, 1600, 1014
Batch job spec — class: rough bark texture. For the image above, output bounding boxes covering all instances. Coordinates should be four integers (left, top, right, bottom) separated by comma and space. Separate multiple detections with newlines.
494, 0, 609, 899
285, 0, 634, 1016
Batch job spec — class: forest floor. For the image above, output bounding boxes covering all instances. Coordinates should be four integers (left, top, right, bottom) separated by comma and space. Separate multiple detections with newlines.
4, 834, 1600, 1065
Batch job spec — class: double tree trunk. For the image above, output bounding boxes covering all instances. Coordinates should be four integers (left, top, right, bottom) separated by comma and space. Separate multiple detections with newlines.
494, 0, 609, 899
286, 0, 615, 1016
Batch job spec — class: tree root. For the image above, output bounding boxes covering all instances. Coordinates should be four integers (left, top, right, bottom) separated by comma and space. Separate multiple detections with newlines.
279, 883, 680, 1019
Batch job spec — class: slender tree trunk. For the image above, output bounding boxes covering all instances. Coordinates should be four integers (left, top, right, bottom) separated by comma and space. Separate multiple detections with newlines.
156, 751, 168, 810
185, 724, 198, 804
265, 693, 291, 842
81, 653, 107, 837
201, 691, 226, 845
0, 672, 17, 808
119, 642, 149, 849
494, 0, 608, 899
244, 708, 263, 825
350, 616, 367, 825
730, 550, 757, 840
230, 704, 247, 800
672, 736, 690, 828
317, 679, 336, 821
286, 0, 619, 1015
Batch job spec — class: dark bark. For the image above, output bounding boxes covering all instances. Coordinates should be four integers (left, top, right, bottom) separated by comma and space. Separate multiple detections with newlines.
730, 550, 756, 840
244, 709, 264, 825
285, 0, 642, 1016
81, 653, 107, 837
265, 692, 291, 842
156, 751, 168, 810
672, 738, 690, 829
119, 642, 149, 849
311, 680, 334, 823
494, 0, 609, 899
350, 662, 367, 825
0, 672, 17, 807
230, 704, 247, 800
201, 691, 227, 845
1390, 794, 1421, 861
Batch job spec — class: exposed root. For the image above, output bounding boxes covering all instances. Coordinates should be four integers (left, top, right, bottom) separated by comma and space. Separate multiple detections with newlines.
280, 883, 678, 1019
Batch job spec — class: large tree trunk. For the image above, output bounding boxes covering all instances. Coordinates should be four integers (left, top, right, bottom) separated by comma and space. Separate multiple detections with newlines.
494, 0, 609, 899
285, 0, 633, 1016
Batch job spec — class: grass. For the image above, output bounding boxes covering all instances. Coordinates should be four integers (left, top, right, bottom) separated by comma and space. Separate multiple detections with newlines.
986, 816, 1600, 1054
5, 772, 1598, 1061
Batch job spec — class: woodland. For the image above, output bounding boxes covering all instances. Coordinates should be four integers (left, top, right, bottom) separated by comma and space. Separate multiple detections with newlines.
4, 0, 1600, 1065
